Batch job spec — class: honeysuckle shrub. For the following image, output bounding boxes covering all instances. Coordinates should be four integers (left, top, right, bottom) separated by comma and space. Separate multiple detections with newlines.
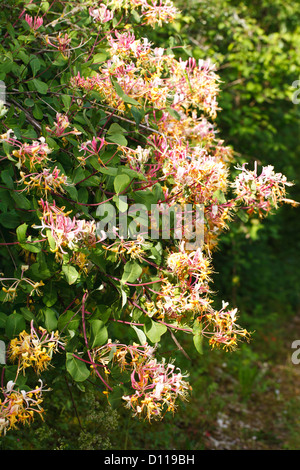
0, 0, 297, 435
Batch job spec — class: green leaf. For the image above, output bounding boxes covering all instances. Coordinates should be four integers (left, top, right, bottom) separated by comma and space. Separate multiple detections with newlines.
109, 384, 128, 409
61, 94, 71, 111
62, 265, 79, 285
20, 241, 42, 253
193, 333, 203, 355
40, 1, 50, 13
44, 308, 58, 332
114, 174, 131, 195
121, 287, 128, 307
5, 313, 26, 339
92, 52, 107, 63
107, 133, 127, 146
213, 189, 226, 204
131, 324, 147, 345
24, 98, 34, 107
20, 307, 35, 323
121, 261, 143, 284
193, 320, 203, 355
144, 319, 167, 343
42, 289, 58, 307
89, 319, 108, 348
46, 230, 56, 251
113, 195, 128, 212
0, 312, 7, 329
16, 223, 28, 243
237, 209, 249, 223
0, 211, 20, 229
131, 106, 144, 126
107, 123, 126, 135
110, 77, 140, 106
167, 107, 181, 121
66, 353, 90, 382
57, 310, 80, 333
30, 57, 41, 76
11, 192, 31, 210
33, 104, 44, 120
1, 169, 14, 189
32, 78, 48, 94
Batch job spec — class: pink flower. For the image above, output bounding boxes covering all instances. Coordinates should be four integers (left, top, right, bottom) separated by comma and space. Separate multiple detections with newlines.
89, 4, 114, 23
25, 14, 43, 30
34, 200, 96, 259
46, 113, 81, 138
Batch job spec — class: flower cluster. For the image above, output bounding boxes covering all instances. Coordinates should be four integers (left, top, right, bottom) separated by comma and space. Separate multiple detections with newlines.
0, 380, 47, 436
45, 33, 72, 58
92, 342, 191, 420
19, 166, 68, 196
34, 199, 97, 261
46, 113, 81, 138
102, 234, 146, 261
10, 137, 53, 171
0, 0, 296, 434
78, 136, 107, 166
89, 4, 114, 23
1, 268, 45, 302
8, 321, 63, 374
233, 163, 295, 216
105, 0, 178, 27
71, 32, 219, 117
24, 14, 43, 31
204, 301, 251, 351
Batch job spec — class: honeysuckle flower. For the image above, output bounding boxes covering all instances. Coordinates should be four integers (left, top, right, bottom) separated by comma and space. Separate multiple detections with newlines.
1, 275, 45, 302
203, 301, 251, 351
89, 4, 114, 23
0, 128, 15, 142
8, 321, 64, 374
19, 166, 68, 196
45, 32, 72, 57
46, 113, 81, 138
233, 162, 294, 214
78, 136, 107, 165
34, 199, 97, 260
0, 0, 295, 435
102, 234, 146, 261
24, 14, 43, 30
0, 379, 49, 435
141, 0, 178, 27
11, 137, 53, 170
166, 246, 212, 284
92, 342, 191, 420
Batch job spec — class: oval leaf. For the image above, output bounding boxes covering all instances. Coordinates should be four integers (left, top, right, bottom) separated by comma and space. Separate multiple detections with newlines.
66, 353, 90, 382
90, 319, 108, 348
5, 313, 26, 339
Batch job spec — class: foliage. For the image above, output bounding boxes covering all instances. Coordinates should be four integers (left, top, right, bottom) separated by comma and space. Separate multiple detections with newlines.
0, 0, 296, 443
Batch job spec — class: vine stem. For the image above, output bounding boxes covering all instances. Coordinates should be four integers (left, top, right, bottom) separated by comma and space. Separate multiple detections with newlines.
120, 303, 193, 334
